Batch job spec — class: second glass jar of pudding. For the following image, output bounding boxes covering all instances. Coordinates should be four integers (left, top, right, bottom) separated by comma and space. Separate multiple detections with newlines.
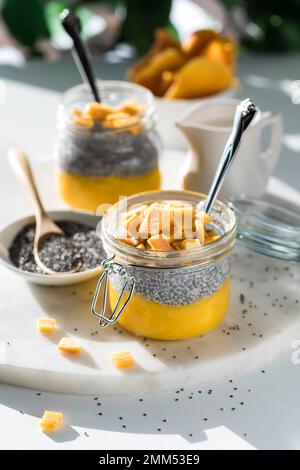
56, 81, 161, 213
97, 190, 236, 340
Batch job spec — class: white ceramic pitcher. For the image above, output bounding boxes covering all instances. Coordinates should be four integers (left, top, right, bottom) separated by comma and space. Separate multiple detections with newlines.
176, 99, 283, 199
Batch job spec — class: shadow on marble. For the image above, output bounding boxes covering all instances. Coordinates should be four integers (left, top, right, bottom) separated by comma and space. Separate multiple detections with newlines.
1, 355, 297, 451
29, 279, 101, 340
43, 425, 80, 444
37, 329, 100, 370
59, 347, 100, 370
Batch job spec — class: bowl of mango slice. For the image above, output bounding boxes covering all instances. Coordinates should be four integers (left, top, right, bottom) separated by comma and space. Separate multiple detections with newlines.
128, 29, 238, 150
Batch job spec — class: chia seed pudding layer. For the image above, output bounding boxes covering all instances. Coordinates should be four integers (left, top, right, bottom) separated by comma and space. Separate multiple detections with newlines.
9, 221, 104, 274
109, 257, 230, 307
57, 127, 160, 178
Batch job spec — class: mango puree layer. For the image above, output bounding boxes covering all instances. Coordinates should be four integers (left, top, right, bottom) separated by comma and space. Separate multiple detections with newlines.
109, 278, 230, 340
58, 168, 161, 212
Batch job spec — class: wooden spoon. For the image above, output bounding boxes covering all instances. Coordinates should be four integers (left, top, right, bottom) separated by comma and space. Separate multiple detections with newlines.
8, 148, 80, 275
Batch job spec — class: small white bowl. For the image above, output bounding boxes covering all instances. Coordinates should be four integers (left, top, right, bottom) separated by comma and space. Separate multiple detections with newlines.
0, 210, 103, 286
155, 86, 237, 151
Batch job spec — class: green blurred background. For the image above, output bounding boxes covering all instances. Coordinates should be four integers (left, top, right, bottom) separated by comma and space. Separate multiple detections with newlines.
1, 0, 300, 59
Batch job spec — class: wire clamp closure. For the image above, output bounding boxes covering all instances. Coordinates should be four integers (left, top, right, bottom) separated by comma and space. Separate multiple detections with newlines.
91, 255, 136, 328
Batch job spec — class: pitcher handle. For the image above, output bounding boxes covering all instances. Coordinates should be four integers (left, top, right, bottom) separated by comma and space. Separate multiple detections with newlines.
259, 111, 283, 174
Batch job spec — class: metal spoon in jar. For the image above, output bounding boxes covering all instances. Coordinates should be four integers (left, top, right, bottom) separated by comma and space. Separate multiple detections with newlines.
203, 98, 258, 214
60, 9, 101, 103
8, 148, 82, 275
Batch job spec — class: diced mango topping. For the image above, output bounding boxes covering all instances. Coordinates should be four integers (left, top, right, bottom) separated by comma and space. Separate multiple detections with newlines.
118, 237, 139, 247
57, 337, 81, 354
73, 116, 94, 128
137, 243, 146, 249
117, 201, 221, 251
72, 101, 144, 134
116, 101, 144, 115
147, 235, 173, 251
126, 212, 142, 237
205, 229, 220, 244
112, 350, 135, 369
37, 317, 56, 333
139, 203, 162, 237
181, 239, 202, 249
195, 213, 205, 245
40, 411, 64, 433
85, 102, 112, 120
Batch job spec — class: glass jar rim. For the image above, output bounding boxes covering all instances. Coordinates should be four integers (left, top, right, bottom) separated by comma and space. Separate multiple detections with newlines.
59, 80, 156, 131
101, 190, 236, 269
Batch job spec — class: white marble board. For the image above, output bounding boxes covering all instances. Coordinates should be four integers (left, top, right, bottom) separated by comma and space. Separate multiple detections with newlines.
0, 245, 299, 395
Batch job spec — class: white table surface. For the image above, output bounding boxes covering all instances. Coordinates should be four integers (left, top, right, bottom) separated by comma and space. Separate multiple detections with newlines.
0, 54, 300, 449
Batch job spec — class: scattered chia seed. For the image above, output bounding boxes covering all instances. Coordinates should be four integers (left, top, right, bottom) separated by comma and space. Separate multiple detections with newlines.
9, 220, 104, 274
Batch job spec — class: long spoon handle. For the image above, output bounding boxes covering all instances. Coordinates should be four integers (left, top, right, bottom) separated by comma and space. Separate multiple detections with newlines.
8, 148, 46, 220
61, 9, 100, 103
204, 98, 257, 214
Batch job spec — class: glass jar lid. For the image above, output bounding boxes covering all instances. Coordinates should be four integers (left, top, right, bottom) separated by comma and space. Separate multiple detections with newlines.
229, 196, 300, 261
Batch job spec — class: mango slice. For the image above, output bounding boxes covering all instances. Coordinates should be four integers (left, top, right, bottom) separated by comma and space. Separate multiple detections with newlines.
112, 350, 135, 369
128, 27, 236, 99
40, 411, 64, 433
150, 28, 182, 54
57, 337, 81, 355
128, 28, 182, 96
129, 47, 186, 96
165, 57, 233, 99
182, 29, 219, 58
203, 38, 236, 69
37, 318, 56, 333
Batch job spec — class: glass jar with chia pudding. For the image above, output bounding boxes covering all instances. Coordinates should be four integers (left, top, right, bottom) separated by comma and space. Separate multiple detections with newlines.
94, 190, 236, 340
56, 81, 161, 213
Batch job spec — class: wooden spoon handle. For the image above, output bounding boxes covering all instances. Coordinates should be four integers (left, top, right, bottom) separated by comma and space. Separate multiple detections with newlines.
8, 148, 46, 220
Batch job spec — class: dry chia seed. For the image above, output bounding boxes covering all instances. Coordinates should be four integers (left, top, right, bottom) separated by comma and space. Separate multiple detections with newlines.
9, 220, 104, 274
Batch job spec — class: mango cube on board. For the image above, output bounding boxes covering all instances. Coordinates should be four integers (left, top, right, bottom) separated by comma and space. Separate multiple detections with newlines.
57, 337, 81, 354
37, 317, 56, 333
112, 350, 135, 369
40, 411, 63, 433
